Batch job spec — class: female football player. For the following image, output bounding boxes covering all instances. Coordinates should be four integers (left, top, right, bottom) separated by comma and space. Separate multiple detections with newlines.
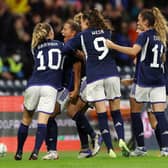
63, 9, 130, 158
42, 19, 102, 160
106, 7, 168, 156
14, 22, 65, 160
121, 27, 162, 155
63, 20, 102, 158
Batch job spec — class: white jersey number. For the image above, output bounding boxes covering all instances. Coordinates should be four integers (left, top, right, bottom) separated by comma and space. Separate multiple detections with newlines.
93, 37, 109, 60
150, 44, 163, 68
37, 49, 62, 71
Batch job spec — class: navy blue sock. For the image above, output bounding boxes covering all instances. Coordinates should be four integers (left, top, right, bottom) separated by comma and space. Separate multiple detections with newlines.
16, 123, 28, 154
33, 124, 47, 154
155, 124, 162, 149
97, 112, 113, 150
131, 113, 145, 147
76, 123, 89, 149
45, 118, 58, 151
154, 112, 168, 147
111, 110, 124, 140
73, 112, 96, 139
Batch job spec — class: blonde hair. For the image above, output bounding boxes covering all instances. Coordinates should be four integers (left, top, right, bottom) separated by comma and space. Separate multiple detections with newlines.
65, 19, 81, 33
140, 7, 168, 46
152, 7, 168, 46
31, 22, 53, 49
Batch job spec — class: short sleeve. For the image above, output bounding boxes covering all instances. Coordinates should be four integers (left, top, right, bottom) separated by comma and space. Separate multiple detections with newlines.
62, 33, 82, 54
135, 32, 147, 47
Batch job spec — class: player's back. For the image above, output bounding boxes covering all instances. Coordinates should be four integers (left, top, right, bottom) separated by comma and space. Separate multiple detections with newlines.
81, 28, 118, 83
28, 39, 65, 89
136, 29, 165, 87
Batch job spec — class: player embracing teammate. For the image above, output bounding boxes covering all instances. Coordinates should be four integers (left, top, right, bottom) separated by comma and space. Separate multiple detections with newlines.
106, 7, 168, 156
63, 9, 130, 158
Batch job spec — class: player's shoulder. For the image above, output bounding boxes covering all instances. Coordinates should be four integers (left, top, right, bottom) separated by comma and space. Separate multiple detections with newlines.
50, 40, 64, 46
138, 31, 147, 39
73, 31, 83, 38
139, 29, 155, 38
80, 28, 93, 35
136, 31, 148, 45
82, 28, 111, 38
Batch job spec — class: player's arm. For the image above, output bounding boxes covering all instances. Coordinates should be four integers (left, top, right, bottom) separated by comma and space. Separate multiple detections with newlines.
106, 39, 141, 59
75, 50, 85, 61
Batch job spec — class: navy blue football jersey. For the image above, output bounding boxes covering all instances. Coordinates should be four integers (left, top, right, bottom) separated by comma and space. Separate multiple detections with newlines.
135, 29, 165, 87
62, 53, 81, 91
27, 39, 65, 89
133, 53, 141, 84
63, 28, 119, 84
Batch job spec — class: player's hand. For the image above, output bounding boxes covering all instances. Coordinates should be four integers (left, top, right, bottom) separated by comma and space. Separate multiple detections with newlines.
105, 39, 115, 49
69, 90, 78, 104
121, 78, 134, 86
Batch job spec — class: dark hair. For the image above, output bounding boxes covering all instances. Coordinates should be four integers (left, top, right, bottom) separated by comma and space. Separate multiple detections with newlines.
140, 7, 168, 45
140, 9, 155, 27
82, 9, 112, 30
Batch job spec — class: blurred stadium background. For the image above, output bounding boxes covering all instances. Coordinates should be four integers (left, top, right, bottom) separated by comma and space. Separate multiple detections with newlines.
0, 0, 168, 152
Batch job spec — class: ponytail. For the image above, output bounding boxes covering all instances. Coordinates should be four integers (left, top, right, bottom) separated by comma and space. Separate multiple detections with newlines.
31, 22, 52, 49
83, 9, 112, 30
152, 7, 168, 46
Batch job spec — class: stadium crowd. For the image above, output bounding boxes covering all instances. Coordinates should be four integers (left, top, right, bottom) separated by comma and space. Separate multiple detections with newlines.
0, 0, 168, 80
1, 0, 168, 160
